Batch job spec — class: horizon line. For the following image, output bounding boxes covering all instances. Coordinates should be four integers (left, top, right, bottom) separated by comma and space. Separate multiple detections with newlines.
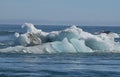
0, 19, 120, 26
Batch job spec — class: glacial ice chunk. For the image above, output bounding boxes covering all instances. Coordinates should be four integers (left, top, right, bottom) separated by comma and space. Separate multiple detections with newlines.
22, 23, 41, 33
70, 39, 93, 52
1, 23, 119, 54
15, 23, 49, 46
51, 38, 76, 53
48, 25, 82, 41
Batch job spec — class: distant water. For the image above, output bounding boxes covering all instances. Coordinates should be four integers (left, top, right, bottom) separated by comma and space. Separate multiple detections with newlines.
0, 24, 120, 77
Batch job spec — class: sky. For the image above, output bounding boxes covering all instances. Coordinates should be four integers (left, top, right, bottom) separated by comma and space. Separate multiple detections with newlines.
0, 0, 120, 26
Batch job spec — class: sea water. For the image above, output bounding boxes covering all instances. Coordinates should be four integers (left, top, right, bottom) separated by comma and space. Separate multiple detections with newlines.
0, 24, 120, 77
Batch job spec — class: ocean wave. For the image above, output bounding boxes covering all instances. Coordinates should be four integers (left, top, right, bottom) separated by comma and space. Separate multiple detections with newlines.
0, 23, 120, 54
0, 31, 15, 35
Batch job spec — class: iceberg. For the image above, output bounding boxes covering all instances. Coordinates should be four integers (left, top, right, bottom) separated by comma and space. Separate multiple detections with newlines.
0, 23, 120, 54
48, 25, 82, 41
15, 23, 48, 46
70, 39, 93, 52
51, 38, 76, 53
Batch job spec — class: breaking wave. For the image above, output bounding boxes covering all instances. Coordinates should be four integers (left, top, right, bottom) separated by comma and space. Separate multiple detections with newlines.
0, 23, 120, 54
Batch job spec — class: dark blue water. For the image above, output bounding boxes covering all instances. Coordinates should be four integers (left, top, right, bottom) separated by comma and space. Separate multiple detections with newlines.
0, 24, 120, 77
0, 24, 120, 33
0, 53, 120, 77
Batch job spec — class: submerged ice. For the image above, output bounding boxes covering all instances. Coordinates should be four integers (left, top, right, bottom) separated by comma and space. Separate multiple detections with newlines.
0, 23, 120, 54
